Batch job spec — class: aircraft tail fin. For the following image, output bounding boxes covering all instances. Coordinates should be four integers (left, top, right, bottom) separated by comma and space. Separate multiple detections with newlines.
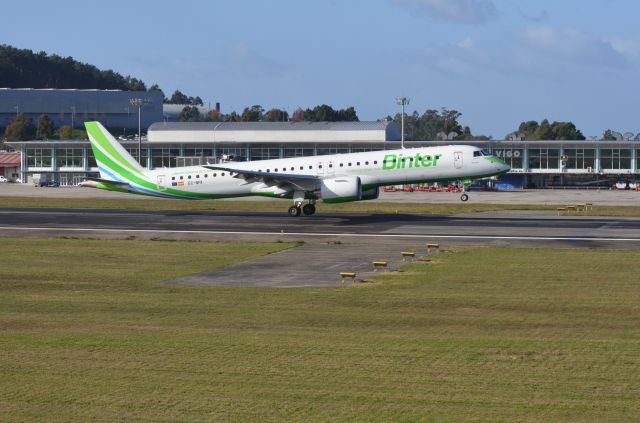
84, 121, 147, 183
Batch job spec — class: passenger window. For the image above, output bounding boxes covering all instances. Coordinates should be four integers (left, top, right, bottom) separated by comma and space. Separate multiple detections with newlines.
291, 167, 294, 171
171, 176, 175, 180
319, 165, 322, 169
188, 175, 191, 179
365, 161, 369, 165
309, 166, 313, 169
374, 161, 377, 164
196, 174, 200, 178
213, 173, 217, 177
340, 163, 344, 167
180, 176, 183, 180
329, 164, 333, 168
275, 168, 278, 172
222, 173, 225, 176
348, 163, 352, 166
300, 166, 303, 170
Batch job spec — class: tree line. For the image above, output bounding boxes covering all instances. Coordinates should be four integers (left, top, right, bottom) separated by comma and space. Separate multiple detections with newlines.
3, 113, 77, 141
0, 44, 146, 90
176, 104, 359, 123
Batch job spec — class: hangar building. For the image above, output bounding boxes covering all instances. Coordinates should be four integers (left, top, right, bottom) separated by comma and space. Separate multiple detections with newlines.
0, 88, 163, 130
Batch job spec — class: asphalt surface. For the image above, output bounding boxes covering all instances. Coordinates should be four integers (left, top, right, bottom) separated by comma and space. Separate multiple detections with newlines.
3, 207, 640, 287
3, 183, 640, 205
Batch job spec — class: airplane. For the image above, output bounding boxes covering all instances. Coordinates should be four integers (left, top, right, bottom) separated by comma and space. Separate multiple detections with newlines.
82, 121, 511, 216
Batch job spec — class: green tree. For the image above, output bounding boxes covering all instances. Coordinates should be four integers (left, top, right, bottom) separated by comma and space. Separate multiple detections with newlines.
148, 84, 166, 102
57, 124, 73, 139
0, 44, 146, 90
302, 104, 359, 122
192, 96, 204, 106
602, 129, 617, 140
516, 120, 539, 138
168, 90, 190, 104
512, 119, 585, 140
263, 108, 289, 122
241, 105, 264, 121
335, 106, 358, 121
178, 106, 201, 122
393, 108, 466, 140
225, 111, 241, 122
4, 113, 35, 140
36, 113, 54, 139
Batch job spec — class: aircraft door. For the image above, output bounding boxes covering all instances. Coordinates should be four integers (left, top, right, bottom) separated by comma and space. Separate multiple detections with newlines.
316, 161, 325, 177
157, 175, 167, 191
454, 151, 463, 169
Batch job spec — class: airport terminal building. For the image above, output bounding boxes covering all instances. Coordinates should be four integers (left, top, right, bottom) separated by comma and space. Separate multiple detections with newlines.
5, 120, 640, 188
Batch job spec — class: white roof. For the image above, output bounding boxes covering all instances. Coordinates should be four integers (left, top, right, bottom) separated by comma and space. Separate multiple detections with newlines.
148, 121, 401, 143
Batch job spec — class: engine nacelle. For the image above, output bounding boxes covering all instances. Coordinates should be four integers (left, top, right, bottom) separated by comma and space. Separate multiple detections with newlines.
320, 176, 362, 203
361, 186, 380, 201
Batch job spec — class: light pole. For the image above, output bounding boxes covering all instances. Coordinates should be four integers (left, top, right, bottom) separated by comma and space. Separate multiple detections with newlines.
124, 106, 130, 136
70, 106, 76, 133
395, 96, 410, 149
129, 98, 150, 166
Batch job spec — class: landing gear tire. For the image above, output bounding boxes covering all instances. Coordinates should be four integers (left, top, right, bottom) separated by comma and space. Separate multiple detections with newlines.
302, 204, 316, 215
460, 193, 469, 202
288, 206, 302, 217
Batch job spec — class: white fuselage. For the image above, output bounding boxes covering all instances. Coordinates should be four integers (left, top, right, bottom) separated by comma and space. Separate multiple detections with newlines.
144, 145, 508, 198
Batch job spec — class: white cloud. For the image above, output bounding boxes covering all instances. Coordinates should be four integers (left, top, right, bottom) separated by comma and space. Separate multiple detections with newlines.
521, 25, 629, 68
392, 0, 498, 24
608, 37, 640, 60
456, 37, 475, 49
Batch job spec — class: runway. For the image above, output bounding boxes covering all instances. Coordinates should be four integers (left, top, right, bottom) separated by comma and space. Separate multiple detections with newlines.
2, 207, 640, 247
3, 208, 640, 287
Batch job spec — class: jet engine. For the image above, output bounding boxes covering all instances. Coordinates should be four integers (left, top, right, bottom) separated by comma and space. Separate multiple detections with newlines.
320, 176, 362, 203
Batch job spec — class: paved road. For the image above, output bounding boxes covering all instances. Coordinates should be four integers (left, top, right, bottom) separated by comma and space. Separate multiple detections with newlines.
3, 208, 640, 287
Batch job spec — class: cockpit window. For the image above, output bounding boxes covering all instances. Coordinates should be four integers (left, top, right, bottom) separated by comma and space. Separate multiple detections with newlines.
473, 150, 483, 157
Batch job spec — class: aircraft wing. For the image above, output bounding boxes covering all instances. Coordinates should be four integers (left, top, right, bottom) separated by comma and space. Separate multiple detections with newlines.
202, 165, 319, 191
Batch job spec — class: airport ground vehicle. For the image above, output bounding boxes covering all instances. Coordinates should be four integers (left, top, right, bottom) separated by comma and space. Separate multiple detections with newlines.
0, 176, 7, 183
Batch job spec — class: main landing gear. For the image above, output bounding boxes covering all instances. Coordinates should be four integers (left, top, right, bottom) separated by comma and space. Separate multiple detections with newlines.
288, 201, 316, 217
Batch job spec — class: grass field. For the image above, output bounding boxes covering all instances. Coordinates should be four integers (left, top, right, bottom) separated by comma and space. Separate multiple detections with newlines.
3, 195, 640, 216
1, 238, 640, 422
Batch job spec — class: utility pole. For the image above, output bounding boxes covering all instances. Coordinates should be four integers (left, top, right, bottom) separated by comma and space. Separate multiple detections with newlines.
129, 98, 150, 167
395, 96, 410, 149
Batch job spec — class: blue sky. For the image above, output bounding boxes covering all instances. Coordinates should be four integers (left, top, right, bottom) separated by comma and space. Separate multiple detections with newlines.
2, 0, 638, 138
